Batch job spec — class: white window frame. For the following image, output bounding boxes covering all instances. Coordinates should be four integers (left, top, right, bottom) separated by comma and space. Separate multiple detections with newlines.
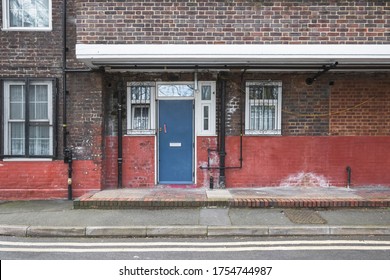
245, 81, 282, 135
195, 81, 216, 136
3, 80, 54, 157
2, 0, 52, 31
126, 82, 156, 135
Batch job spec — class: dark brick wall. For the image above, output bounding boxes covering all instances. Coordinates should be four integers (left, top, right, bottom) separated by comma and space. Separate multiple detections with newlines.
0, 1, 63, 75
66, 72, 104, 160
0, 1, 105, 198
76, 0, 390, 44
330, 73, 390, 136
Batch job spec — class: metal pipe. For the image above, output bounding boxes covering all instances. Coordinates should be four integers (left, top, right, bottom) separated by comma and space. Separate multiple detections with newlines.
64, 148, 73, 200
219, 78, 226, 188
62, 0, 68, 150
62, 0, 73, 200
306, 62, 338, 85
200, 71, 246, 172
117, 82, 123, 189
346, 166, 352, 188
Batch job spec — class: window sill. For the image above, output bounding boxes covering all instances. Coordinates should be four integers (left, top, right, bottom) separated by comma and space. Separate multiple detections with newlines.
2, 27, 52, 32
197, 134, 217, 137
2, 158, 53, 162
126, 129, 156, 136
245, 130, 282, 136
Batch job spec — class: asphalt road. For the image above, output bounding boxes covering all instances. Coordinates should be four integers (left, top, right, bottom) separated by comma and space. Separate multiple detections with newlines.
1, 235, 389, 260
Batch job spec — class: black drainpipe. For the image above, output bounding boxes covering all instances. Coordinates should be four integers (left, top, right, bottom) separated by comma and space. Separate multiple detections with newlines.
62, 0, 73, 200
117, 82, 124, 189
200, 72, 244, 189
219, 78, 227, 188
346, 166, 352, 188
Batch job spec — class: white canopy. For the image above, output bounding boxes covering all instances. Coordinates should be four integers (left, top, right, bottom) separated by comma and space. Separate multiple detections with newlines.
76, 44, 390, 71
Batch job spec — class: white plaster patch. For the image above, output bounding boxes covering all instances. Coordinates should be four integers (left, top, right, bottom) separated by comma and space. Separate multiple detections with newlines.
280, 172, 330, 188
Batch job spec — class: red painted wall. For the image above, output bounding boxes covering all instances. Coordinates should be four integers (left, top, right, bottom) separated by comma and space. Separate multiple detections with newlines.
0, 160, 102, 200
197, 136, 219, 187
105, 135, 218, 189
225, 136, 390, 188
104, 136, 155, 188
3, 135, 387, 200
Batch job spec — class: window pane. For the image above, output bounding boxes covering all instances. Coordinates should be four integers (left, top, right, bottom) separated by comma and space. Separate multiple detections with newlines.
250, 106, 275, 131
10, 85, 25, 119
36, 0, 49, 27
203, 106, 209, 131
249, 86, 263, 100
29, 125, 50, 155
158, 84, 194, 97
249, 85, 278, 100
132, 106, 149, 130
10, 122, 25, 155
8, 0, 49, 28
131, 86, 151, 102
201, 86, 211, 100
29, 85, 49, 120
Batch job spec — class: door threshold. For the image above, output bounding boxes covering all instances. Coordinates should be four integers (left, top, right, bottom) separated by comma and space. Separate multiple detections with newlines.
156, 184, 197, 189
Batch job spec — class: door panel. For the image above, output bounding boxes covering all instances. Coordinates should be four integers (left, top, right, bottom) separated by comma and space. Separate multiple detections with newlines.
158, 100, 194, 184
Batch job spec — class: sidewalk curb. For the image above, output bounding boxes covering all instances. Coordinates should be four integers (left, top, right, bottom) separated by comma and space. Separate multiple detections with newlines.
1, 225, 390, 238
74, 198, 390, 209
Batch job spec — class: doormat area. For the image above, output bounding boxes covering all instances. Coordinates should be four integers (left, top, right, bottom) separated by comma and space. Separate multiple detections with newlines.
283, 209, 327, 224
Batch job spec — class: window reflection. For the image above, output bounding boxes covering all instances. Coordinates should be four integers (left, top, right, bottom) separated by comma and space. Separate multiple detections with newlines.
158, 84, 194, 97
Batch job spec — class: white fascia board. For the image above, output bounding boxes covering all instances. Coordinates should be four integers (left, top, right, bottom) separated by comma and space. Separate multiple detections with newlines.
76, 44, 390, 68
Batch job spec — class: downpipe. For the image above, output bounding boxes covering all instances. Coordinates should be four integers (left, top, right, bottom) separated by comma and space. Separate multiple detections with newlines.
346, 166, 352, 188
200, 73, 245, 189
219, 79, 227, 189
62, 0, 73, 200
117, 82, 124, 189
64, 148, 73, 200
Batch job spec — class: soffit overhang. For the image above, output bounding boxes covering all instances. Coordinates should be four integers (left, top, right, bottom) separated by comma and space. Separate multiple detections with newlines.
75, 44, 390, 72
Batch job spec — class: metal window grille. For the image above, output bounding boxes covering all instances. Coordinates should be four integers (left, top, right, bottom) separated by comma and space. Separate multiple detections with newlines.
246, 82, 281, 135
130, 86, 151, 131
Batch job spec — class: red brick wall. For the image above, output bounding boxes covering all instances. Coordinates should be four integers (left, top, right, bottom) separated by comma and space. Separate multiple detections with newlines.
0, 160, 101, 200
76, 0, 389, 44
104, 136, 155, 188
104, 136, 221, 189
197, 137, 220, 187
225, 136, 390, 188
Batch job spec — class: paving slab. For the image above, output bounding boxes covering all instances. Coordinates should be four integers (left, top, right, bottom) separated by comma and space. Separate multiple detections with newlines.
199, 208, 231, 226
206, 189, 233, 200
319, 209, 390, 225
229, 209, 294, 226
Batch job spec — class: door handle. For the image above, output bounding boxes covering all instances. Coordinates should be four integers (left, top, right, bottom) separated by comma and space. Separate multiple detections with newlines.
164, 124, 167, 133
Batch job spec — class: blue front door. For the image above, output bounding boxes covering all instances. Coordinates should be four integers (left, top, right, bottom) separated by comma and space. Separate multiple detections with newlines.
158, 100, 194, 184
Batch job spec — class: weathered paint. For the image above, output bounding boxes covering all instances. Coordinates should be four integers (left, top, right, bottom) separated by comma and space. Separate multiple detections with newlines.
225, 136, 390, 188
0, 160, 102, 200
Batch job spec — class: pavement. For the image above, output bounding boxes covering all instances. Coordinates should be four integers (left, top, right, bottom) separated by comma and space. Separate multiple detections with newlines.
0, 186, 389, 238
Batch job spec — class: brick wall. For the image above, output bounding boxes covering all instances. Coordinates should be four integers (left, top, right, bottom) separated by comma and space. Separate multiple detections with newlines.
0, 1, 63, 75
225, 136, 390, 188
104, 136, 155, 189
76, 0, 389, 44
0, 1, 105, 199
66, 72, 104, 160
330, 73, 390, 136
221, 73, 331, 136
